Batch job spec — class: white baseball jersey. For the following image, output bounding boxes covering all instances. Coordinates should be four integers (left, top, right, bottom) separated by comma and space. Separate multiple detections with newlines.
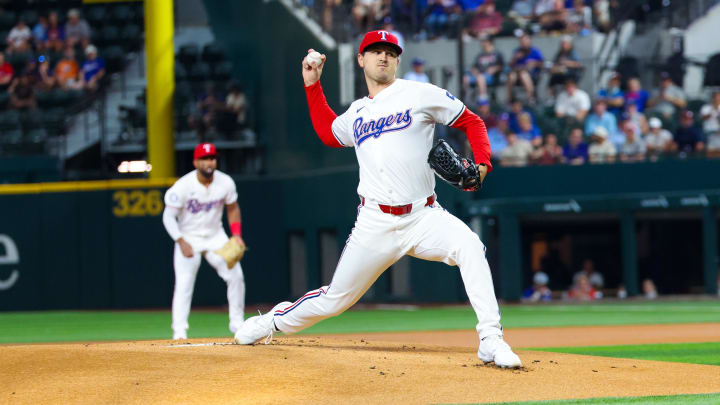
331, 79, 465, 205
164, 170, 238, 238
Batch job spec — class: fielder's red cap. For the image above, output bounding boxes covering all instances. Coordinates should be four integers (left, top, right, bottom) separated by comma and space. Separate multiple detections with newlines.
358, 30, 403, 55
194, 142, 217, 159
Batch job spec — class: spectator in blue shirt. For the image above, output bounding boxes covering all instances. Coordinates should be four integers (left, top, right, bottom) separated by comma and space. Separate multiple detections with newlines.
596, 72, 624, 117
508, 98, 536, 133
562, 127, 588, 165
585, 99, 619, 143
81, 44, 105, 91
506, 33, 543, 103
516, 111, 542, 146
625, 77, 649, 113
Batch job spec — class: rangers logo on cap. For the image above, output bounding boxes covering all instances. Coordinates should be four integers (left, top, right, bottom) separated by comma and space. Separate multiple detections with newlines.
358, 30, 403, 55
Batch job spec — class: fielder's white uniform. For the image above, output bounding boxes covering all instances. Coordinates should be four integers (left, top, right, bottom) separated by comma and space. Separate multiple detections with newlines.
163, 170, 245, 338
273, 79, 503, 340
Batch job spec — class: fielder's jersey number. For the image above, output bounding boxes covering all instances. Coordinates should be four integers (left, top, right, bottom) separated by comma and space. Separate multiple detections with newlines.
112, 190, 164, 217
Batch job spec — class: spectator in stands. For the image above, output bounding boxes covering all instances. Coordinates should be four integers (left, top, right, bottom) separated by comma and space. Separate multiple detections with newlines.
644, 117, 673, 159
568, 273, 600, 300
516, 111, 542, 147
548, 35, 583, 96
500, 132, 534, 167
45, 11, 65, 52
80, 45, 105, 91
573, 258, 604, 289
189, 83, 225, 138
672, 110, 704, 155
593, 0, 611, 32
488, 112, 509, 158
0, 51, 14, 91
700, 91, 720, 156
466, 2, 503, 39
54, 47, 81, 90
596, 72, 624, 118
465, 36, 504, 103
65, 9, 91, 48
625, 77, 649, 113
555, 78, 590, 122
535, 0, 568, 34
32, 54, 55, 91
382, 18, 405, 51
642, 278, 658, 299
624, 102, 648, 137
6, 19, 32, 54
647, 71, 686, 120
588, 126, 616, 164
531, 133, 563, 165
566, 0, 592, 34
619, 121, 646, 163
523, 271, 552, 303
584, 98, 618, 142
508, 0, 534, 28
508, 98, 535, 133
9, 72, 37, 110
476, 97, 498, 129
562, 127, 588, 165
33, 15, 48, 51
224, 83, 248, 130
390, 0, 415, 34
404, 57, 430, 83
424, 0, 462, 39
507, 33, 543, 103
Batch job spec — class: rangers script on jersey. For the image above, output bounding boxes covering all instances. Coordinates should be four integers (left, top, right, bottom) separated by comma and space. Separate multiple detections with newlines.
331, 79, 465, 205
164, 170, 238, 238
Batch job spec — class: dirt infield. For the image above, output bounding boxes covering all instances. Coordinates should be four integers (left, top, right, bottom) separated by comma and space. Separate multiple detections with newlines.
2, 324, 719, 405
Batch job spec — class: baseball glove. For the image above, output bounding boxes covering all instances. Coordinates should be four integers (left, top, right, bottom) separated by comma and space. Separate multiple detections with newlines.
428, 139, 483, 191
214, 238, 246, 269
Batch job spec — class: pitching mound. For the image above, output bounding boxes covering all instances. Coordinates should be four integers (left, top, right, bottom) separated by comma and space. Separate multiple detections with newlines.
2, 334, 719, 404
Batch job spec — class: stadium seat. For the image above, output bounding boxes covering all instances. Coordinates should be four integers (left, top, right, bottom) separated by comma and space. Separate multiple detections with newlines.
0, 92, 9, 109
0, 12, 17, 31
188, 62, 211, 82
43, 108, 66, 137
7, 51, 33, 73
703, 53, 720, 87
102, 46, 126, 74
178, 44, 200, 67
212, 61, 233, 82
98, 25, 121, 48
615, 57, 640, 81
0, 110, 21, 132
0, 128, 23, 155
175, 64, 188, 82
687, 99, 705, 116
120, 24, 143, 52
111, 4, 134, 22
20, 9, 39, 27
202, 42, 226, 63
22, 128, 48, 154
20, 110, 44, 132
85, 5, 107, 26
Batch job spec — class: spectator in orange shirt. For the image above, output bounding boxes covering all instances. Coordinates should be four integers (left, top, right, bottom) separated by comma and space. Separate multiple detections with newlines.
54, 47, 81, 89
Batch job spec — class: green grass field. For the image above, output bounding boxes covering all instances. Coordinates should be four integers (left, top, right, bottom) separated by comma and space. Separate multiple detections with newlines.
2, 301, 718, 404
484, 393, 720, 405
1, 301, 719, 343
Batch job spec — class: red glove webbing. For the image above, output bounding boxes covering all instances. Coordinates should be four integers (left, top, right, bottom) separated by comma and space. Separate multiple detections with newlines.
451, 107, 493, 172
304, 81, 343, 148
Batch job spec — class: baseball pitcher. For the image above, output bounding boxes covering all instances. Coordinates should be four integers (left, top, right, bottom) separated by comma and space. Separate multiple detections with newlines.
234, 31, 521, 368
163, 143, 246, 340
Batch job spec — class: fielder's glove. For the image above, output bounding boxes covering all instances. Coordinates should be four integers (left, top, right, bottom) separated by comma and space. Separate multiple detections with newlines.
428, 139, 483, 191
214, 238, 246, 269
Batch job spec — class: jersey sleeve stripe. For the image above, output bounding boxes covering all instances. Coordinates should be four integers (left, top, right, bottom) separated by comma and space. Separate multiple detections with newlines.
448, 105, 466, 126
331, 128, 346, 146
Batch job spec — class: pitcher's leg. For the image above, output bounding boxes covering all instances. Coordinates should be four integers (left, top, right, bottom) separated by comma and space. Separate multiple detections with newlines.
407, 208, 502, 339
205, 250, 246, 334
172, 243, 201, 337
273, 241, 399, 334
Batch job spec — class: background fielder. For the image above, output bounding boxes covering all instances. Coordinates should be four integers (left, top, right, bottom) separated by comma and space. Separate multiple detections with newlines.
163, 143, 246, 340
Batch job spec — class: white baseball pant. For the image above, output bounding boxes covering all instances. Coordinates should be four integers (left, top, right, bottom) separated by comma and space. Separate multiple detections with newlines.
172, 232, 245, 336
272, 197, 503, 340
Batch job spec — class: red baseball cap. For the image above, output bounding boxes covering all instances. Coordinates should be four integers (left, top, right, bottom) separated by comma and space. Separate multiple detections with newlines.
194, 143, 217, 159
358, 30, 403, 55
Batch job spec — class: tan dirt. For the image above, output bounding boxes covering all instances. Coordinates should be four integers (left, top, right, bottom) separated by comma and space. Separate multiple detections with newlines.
1, 324, 719, 405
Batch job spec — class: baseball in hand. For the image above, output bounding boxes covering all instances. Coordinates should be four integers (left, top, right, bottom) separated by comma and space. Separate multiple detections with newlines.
306, 51, 322, 66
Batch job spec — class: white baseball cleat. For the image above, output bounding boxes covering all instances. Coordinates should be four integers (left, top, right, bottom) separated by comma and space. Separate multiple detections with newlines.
234, 302, 292, 345
477, 334, 522, 368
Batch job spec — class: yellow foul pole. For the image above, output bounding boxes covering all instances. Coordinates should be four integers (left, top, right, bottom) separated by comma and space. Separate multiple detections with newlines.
144, 0, 175, 178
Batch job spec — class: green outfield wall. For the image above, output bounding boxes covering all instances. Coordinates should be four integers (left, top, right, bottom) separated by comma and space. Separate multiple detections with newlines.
0, 158, 718, 310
